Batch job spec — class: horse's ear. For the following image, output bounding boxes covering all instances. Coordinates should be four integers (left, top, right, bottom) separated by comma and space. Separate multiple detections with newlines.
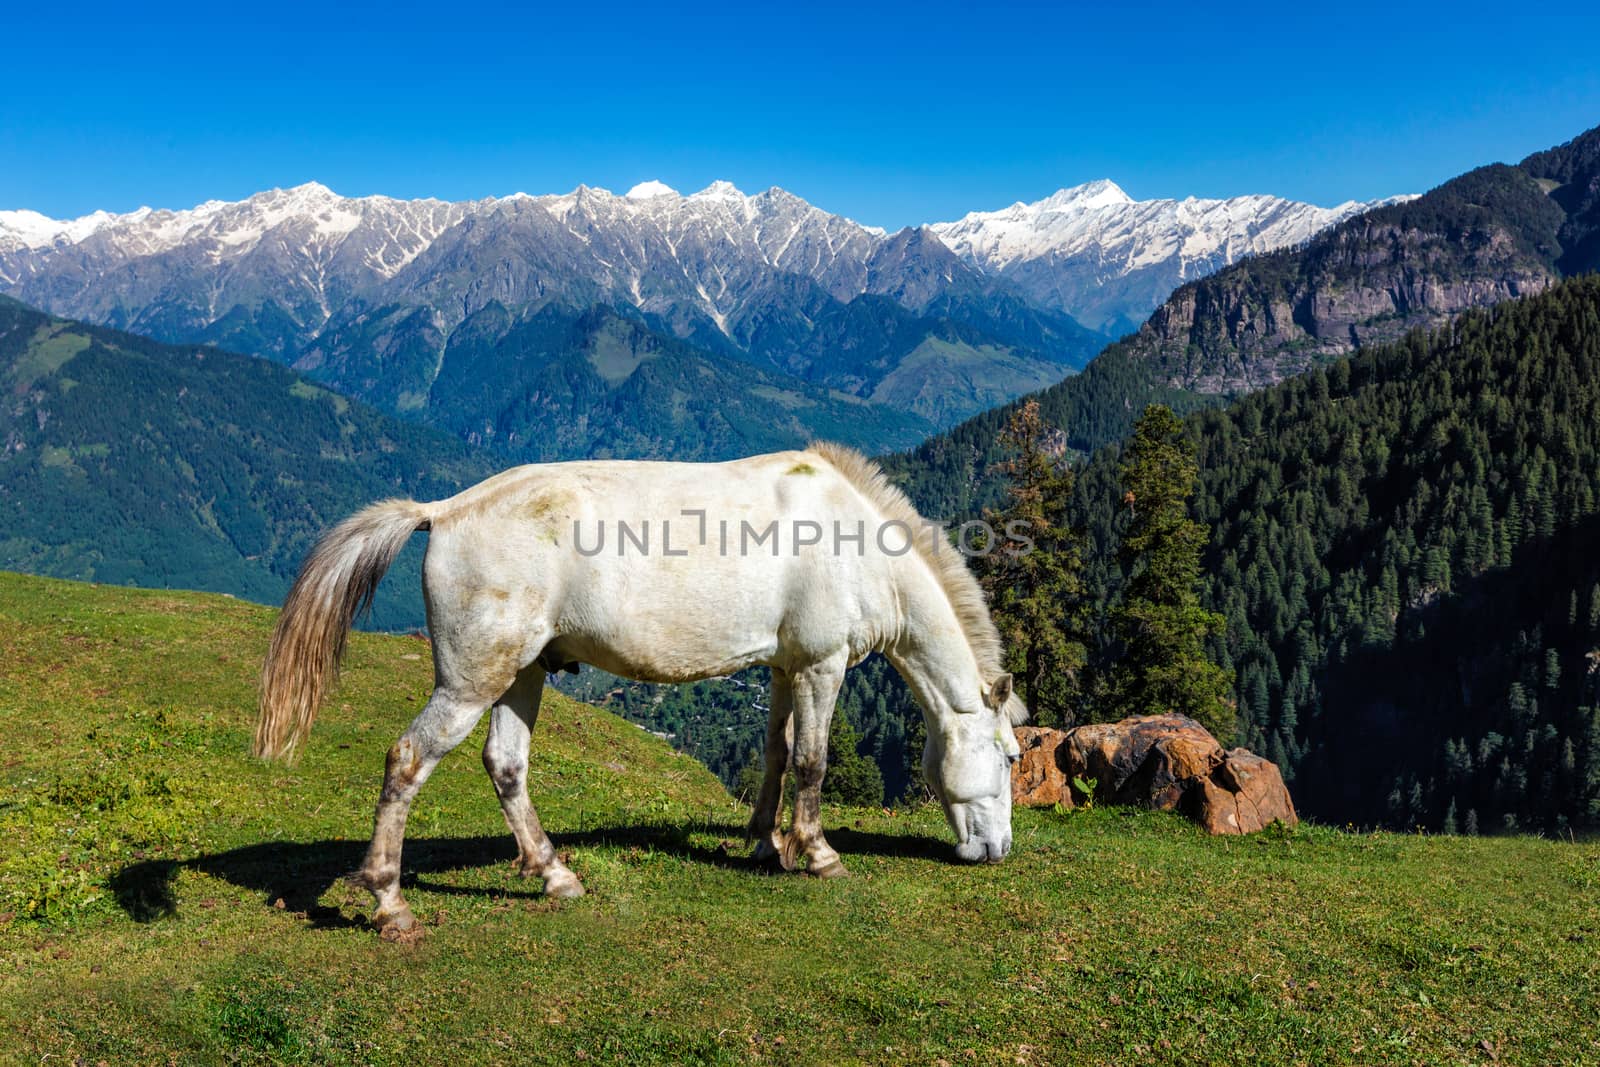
984, 673, 1014, 712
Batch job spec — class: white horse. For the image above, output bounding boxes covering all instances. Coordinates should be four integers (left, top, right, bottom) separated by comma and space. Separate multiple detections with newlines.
256, 443, 1026, 935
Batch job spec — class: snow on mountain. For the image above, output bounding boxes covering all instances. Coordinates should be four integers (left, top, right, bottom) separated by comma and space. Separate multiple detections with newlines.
0, 180, 910, 360
930, 181, 1411, 331
0, 207, 135, 251
0, 177, 1405, 372
624, 179, 678, 199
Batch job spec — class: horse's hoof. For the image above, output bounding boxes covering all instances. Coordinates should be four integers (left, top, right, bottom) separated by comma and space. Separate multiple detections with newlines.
543, 872, 586, 899
374, 907, 422, 942
807, 859, 849, 879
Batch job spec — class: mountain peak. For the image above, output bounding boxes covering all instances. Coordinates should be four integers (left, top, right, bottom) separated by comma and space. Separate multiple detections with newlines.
692, 180, 745, 200
259, 181, 340, 205
625, 180, 678, 200
928, 181, 1405, 330
1041, 179, 1134, 211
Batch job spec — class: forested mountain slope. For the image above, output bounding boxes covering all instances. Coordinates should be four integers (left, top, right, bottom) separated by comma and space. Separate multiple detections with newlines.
1074, 277, 1600, 831
323, 301, 936, 459
882, 344, 1215, 519
0, 296, 495, 627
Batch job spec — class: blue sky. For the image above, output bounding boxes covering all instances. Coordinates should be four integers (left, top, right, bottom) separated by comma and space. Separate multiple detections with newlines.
4, 1, 1598, 229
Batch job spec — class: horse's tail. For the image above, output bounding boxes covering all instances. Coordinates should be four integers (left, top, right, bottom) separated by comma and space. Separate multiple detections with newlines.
255, 498, 434, 761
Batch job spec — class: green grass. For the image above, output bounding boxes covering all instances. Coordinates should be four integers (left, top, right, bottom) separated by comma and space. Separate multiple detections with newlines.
5, 324, 91, 389
0, 572, 1595, 1065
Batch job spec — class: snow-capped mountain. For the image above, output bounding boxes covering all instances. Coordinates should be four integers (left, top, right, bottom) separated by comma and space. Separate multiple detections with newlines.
0, 178, 1402, 353
0, 177, 1400, 431
0, 180, 1108, 429
929, 180, 1410, 333
0, 179, 909, 358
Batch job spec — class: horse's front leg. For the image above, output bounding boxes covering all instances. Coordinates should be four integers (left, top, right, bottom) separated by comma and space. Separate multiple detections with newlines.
748, 671, 794, 866
482, 667, 584, 899
355, 686, 491, 936
781, 651, 850, 878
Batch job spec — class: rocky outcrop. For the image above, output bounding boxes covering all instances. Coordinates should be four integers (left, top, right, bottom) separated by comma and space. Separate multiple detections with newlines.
1133, 222, 1556, 394
1011, 727, 1071, 807
1190, 749, 1300, 835
1010, 714, 1297, 835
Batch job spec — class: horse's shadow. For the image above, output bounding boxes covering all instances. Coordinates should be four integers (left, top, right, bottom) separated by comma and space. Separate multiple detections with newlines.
109, 821, 954, 927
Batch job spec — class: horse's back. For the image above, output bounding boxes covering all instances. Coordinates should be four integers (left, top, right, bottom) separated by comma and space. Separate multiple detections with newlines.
418, 449, 893, 680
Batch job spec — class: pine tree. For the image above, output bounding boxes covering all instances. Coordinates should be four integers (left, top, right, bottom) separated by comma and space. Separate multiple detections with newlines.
822, 709, 885, 808
979, 398, 1088, 726
734, 749, 765, 804
1106, 405, 1235, 742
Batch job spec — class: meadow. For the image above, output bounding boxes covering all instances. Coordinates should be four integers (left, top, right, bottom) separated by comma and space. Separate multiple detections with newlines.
0, 572, 1594, 1065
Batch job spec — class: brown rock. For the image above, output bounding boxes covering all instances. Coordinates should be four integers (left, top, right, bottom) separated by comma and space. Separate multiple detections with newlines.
1010, 714, 1297, 835
1189, 748, 1298, 834
1063, 714, 1224, 809
1010, 727, 1072, 808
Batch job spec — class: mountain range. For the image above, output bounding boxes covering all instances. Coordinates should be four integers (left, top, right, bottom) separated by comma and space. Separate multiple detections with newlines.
888, 124, 1600, 518
0, 178, 1394, 441
929, 179, 1406, 334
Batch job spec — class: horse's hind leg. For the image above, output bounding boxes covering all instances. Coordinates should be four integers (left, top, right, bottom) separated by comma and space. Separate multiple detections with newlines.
355, 685, 496, 935
748, 670, 795, 866
482, 666, 584, 899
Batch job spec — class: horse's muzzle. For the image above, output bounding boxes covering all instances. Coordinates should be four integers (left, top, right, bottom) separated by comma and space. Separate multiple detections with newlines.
955, 837, 1011, 864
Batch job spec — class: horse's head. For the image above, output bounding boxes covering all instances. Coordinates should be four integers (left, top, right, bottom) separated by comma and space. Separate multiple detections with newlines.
923, 672, 1025, 863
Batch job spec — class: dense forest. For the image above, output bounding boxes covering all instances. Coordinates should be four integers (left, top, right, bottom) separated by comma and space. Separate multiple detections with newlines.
880, 344, 1214, 519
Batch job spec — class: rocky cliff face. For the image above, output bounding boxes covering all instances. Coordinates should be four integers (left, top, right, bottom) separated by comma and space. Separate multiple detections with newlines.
1137, 230, 1553, 393
1119, 127, 1600, 394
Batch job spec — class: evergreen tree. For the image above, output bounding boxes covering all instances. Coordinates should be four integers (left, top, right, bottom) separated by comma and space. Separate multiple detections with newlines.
979, 398, 1088, 726
822, 709, 885, 808
1106, 405, 1235, 741
734, 749, 765, 804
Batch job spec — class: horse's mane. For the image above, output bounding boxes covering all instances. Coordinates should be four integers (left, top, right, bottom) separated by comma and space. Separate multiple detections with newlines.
808, 441, 1005, 679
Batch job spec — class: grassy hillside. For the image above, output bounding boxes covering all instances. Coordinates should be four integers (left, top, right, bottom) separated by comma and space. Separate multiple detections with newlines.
1, 572, 1596, 1065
